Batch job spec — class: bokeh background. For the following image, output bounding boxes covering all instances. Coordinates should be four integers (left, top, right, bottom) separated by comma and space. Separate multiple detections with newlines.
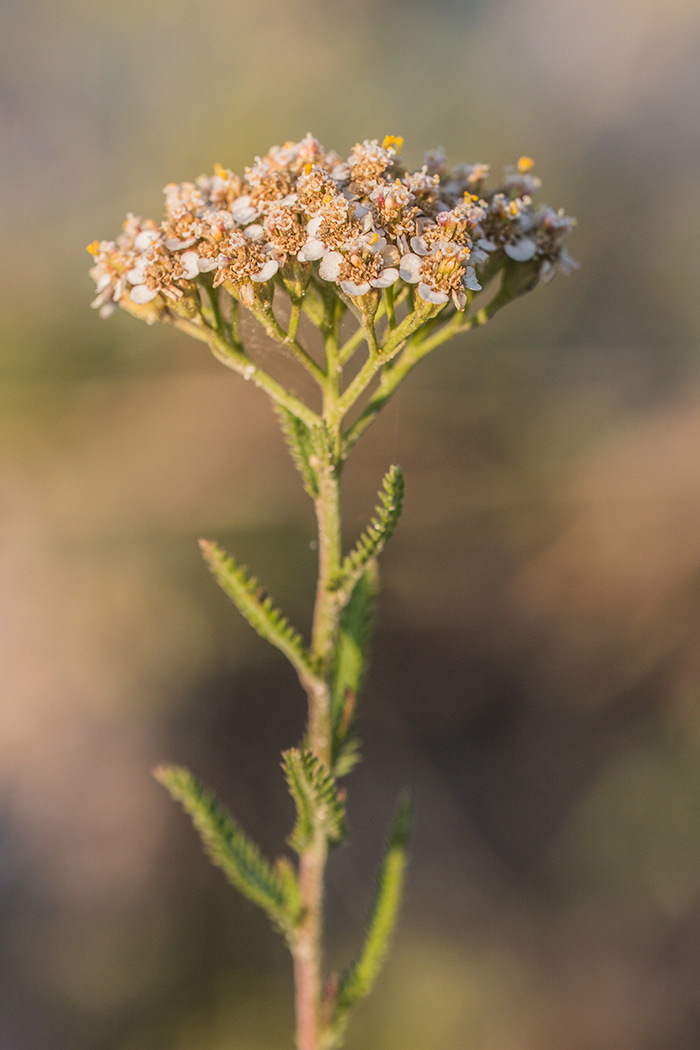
3, 0, 700, 1047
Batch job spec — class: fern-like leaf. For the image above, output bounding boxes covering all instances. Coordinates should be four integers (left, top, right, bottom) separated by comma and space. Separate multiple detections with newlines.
331, 564, 378, 777
155, 764, 301, 934
326, 795, 412, 1045
335, 466, 404, 595
282, 748, 346, 853
200, 539, 314, 681
274, 406, 319, 498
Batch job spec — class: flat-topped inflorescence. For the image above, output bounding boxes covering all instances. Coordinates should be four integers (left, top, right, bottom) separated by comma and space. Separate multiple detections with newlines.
91, 133, 579, 1050
88, 134, 575, 321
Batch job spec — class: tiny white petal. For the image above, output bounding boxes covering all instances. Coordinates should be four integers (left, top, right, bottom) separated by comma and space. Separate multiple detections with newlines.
319, 251, 343, 282
99, 301, 117, 318
306, 216, 323, 237
370, 268, 399, 288
410, 235, 430, 256
417, 283, 449, 304
504, 238, 537, 261
298, 239, 326, 262
464, 266, 482, 291
452, 290, 467, 311
134, 230, 159, 252
539, 260, 555, 284
165, 237, 196, 250
244, 224, 265, 241
130, 284, 158, 304
341, 280, 371, 297
251, 259, 279, 282
366, 235, 387, 254
126, 263, 147, 285
477, 238, 497, 252
470, 247, 489, 265
197, 257, 219, 272
180, 251, 200, 279
399, 253, 421, 283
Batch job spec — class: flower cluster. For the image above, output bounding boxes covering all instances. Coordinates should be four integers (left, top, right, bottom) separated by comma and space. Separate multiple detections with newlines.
89, 135, 575, 318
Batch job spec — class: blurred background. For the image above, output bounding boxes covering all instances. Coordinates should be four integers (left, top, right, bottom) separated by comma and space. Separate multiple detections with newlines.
2, 0, 700, 1047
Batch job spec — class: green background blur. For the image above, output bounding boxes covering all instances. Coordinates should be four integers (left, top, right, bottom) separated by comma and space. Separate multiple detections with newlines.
3, 0, 700, 1047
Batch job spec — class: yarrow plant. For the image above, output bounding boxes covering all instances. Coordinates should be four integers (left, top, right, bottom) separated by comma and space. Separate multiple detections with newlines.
89, 134, 575, 1050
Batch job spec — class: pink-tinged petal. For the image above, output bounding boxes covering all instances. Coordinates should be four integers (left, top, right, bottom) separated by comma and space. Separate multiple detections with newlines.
251, 259, 279, 282
341, 280, 371, 297
370, 268, 399, 289
130, 284, 159, 304
504, 238, 537, 261
464, 266, 482, 291
319, 251, 343, 282
197, 257, 219, 273
417, 283, 449, 305
180, 252, 200, 279
410, 235, 430, 256
399, 254, 421, 283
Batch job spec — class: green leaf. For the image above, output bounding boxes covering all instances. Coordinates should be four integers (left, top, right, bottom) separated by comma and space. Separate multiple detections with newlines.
335, 466, 404, 595
199, 539, 314, 681
155, 764, 301, 934
331, 563, 378, 777
274, 406, 319, 498
282, 747, 346, 853
327, 795, 412, 1045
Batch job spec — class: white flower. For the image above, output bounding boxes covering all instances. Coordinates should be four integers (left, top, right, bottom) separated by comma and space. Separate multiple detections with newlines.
319, 252, 343, 282
504, 238, 537, 262
251, 258, 279, 282
297, 239, 326, 262
180, 251, 200, 279
417, 283, 449, 305
244, 224, 265, 242
464, 266, 482, 291
399, 254, 421, 284
341, 280, 371, 297
231, 195, 259, 225
197, 257, 219, 273
410, 235, 430, 256
370, 268, 399, 289
134, 230, 160, 252
126, 261, 148, 285
130, 284, 159, 304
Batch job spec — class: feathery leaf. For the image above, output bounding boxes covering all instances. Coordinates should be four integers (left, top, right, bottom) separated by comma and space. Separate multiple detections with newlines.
331, 564, 378, 776
199, 539, 314, 681
155, 764, 301, 934
274, 406, 319, 498
327, 795, 412, 1043
335, 466, 404, 594
282, 748, 346, 853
